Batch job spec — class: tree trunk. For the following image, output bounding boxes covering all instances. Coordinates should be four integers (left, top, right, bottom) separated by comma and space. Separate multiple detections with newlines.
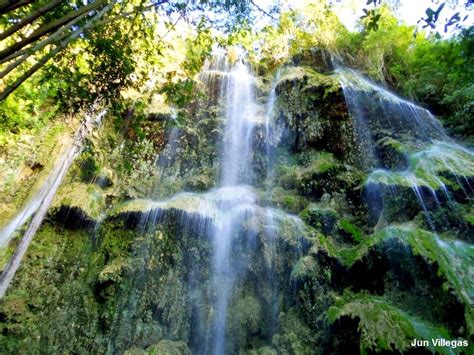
0, 0, 36, 16
0, 0, 106, 61
0, 8, 91, 66
0, 109, 107, 299
0, 0, 63, 41
0, 3, 114, 101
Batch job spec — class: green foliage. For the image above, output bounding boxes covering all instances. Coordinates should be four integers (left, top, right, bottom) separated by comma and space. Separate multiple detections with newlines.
336, 7, 474, 138
328, 224, 474, 333
0, 76, 58, 134
328, 292, 457, 354
42, 33, 136, 113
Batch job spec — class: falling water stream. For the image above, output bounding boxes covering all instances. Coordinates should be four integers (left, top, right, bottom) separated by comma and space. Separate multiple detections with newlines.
337, 67, 474, 230
209, 59, 259, 354
199, 57, 293, 353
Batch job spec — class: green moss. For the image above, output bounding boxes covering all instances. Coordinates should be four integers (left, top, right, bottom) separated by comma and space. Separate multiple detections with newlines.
464, 213, 474, 225
110, 193, 217, 220
300, 150, 339, 174
272, 309, 316, 354
51, 182, 105, 220
291, 256, 319, 282
144, 340, 191, 355
332, 224, 474, 333
275, 150, 343, 197
266, 187, 308, 214
254, 346, 277, 355
228, 295, 263, 344
300, 203, 338, 234
339, 219, 363, 243
328, 292, 460, 354
183, 170, 215, 191
366, 141, 474, 191
277, 66, 340, 97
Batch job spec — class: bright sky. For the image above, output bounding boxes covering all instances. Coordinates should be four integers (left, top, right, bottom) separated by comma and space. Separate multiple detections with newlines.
256, 0, 473, 36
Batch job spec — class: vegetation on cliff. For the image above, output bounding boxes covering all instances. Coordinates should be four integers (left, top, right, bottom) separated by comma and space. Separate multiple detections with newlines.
0, 1, 473, 354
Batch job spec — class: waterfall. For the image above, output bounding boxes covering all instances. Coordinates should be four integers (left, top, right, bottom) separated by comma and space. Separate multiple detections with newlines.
336, 67, 448, 169
209, 59, 258, 354
337, 67, 474, 231
221, 61, 258, 185
196, 57, 297, 353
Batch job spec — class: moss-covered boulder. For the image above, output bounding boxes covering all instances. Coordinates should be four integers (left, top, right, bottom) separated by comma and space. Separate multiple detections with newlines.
328, 293, 465, 354
274, 66, 356, 161
265, 187, 308, 214
274, 150, 363, 202
145, 340, 191, 355
300, 203, 338, 235
50, 182, 105, 227
328, 224, 474, 333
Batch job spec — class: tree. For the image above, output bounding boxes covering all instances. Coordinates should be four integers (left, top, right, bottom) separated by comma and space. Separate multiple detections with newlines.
360, 0, 473, 34
0, 0, 260, 103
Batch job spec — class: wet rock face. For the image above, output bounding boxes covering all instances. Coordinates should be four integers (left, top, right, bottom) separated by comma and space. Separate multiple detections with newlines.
300, 204, 338, 235
290, 48, 333, 74
0, 198, 316, 354
2, 56, 474, 355
374, 137, 409, 170
274, 66, 357, 163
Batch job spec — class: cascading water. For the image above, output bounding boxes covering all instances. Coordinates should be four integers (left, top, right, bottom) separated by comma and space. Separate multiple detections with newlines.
220, 61, 258, 185
194, 57, 303, 353
337, 67, 474, 231
336, 67, 448, 169
3, 49, 474, 354
209, 59, 258, 354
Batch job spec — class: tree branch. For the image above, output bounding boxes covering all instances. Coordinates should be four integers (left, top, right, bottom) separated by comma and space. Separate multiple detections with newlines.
249, 0, 276, 20
0, 2, 114, 101
0, 0, 106, 61
0, 8, 91, 65
0, 0, 36, 16
0, 0, 63, 41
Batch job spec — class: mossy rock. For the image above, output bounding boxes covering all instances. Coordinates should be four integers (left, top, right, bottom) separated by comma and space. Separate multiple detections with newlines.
145, 340, 191, 355
109, 192, 218, 224
289, 48, 333, 73
300, 203, 338, 235
333, 224, 474, 333
291, 255, 319, 282
50, 182, 105, 224
272, 309, 316, 354
366, 141, 474, 192
464, 212, 474, 226
328, 292, 462, 354
266, 187, 308, 214
374, 137, 409, 170
339, 219, 363, 243
183, 168, 216, 191
94, 167, 115, 188
276, 150, 350, 199
274, 66, 355, 161
256, 346, 278, 355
